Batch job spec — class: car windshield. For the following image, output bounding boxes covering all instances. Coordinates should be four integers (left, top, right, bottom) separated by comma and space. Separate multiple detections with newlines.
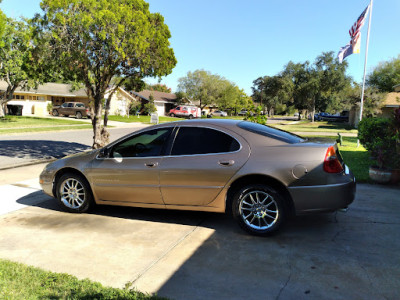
237, 121, 305, 144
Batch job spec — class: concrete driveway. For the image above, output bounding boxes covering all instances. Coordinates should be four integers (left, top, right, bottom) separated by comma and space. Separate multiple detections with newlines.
0, 165, 399, 300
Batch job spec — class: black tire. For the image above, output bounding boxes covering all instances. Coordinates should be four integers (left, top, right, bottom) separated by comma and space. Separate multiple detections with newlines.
232, 184, 286, 236
76, 111, 82, 119
188, 114, 194, 119
52, 109, 59, 116
56, 173, 93, 213
170, 113, 175, 117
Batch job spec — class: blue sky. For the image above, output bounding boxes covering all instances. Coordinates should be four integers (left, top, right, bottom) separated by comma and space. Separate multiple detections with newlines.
1, 0, 399, 94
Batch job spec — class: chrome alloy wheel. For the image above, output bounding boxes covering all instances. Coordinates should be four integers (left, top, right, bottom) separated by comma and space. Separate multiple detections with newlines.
239, 190, 279, 230
59, 178, 86, 209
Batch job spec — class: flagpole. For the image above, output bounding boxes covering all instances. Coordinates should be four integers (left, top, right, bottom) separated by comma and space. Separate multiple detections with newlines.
359, 0, 373, 124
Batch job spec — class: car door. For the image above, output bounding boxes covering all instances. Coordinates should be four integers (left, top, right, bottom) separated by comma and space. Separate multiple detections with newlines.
88, 127, 173, 204
159, 125, 250, 206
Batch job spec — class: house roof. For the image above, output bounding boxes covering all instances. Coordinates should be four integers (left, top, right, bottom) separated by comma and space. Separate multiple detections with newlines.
0, 81, 87, 97
132, 90, 177, 103
383, 92, 400, 107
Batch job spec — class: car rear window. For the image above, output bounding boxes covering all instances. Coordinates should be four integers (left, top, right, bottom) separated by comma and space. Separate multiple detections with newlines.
237, 121, 304, 144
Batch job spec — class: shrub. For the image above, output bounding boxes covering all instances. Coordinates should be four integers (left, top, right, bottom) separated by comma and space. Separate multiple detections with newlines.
358, 116, 399, 169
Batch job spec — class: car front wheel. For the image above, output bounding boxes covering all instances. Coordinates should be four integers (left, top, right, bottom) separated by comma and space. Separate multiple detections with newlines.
52, 109, 59, 116
232, 184, 286, 236
170, 113, 175, 117
56, 173, 93, 213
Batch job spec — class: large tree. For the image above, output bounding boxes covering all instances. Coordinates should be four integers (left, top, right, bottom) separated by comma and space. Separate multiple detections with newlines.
177, 70, 226, 110
252, 75, 293, 116
281, 52, 350, 121
367, 55, 400, 92
0, 17, 37, 117
35, 0, 176, 148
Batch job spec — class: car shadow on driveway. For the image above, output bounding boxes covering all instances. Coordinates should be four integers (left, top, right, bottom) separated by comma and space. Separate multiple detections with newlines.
0, 140, 90, 159
16, 190, 337, 234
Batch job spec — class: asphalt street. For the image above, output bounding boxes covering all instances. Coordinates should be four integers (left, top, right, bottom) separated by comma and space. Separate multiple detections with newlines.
0, 123, 148, 169
0, 163, 399, 300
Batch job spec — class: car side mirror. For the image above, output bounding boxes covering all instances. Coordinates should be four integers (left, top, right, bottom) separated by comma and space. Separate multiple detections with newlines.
98, 147, 110, 158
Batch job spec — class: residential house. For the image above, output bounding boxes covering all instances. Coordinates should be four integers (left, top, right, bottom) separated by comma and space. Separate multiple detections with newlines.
1, 81, 135, 117
132, 90, 178, 116
381, 91, 400, 117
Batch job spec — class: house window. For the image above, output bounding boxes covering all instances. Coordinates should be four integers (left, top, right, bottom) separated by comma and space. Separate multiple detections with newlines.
20, 96, 25, 100
37, 96, 45, 100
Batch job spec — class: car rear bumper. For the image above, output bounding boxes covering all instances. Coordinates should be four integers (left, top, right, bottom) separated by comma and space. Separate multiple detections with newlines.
288, 167, 356, 214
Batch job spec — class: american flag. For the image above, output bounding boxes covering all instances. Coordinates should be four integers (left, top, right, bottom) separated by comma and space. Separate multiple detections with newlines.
349, 4, 370, 53
338, 3, 371, 63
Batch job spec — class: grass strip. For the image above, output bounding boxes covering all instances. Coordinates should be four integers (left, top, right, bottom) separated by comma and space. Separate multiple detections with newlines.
271, 120, 357, 134
0, 116, 89, 128
0, 125, 92, 135
0, 259, 166, 300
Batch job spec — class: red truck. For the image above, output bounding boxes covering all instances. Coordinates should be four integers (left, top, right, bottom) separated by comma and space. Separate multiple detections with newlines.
169, 105, 201, 119
52, 102, 90, 119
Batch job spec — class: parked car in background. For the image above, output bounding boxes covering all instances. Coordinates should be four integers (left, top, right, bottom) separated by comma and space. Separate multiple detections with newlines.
211, 110, 228, 117
313, 112, 329, 121
318, 111, 349, 122
238, 110, 251, 116
169, 105, 201, 119
40, 119, 356, 236
52, 102, 90, 119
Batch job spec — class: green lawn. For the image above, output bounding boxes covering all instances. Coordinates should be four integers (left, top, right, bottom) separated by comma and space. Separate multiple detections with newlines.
271, 120, 358, 134
0, 259, 165, 300
0, 116, 92, 134
304, 135, 371, 183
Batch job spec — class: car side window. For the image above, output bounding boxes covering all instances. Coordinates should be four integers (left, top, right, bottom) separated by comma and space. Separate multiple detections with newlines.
171, 127, 240, 156
61, 103, 68, 108
111, 128, 172, 158
76, 103, 84, 108
68, 103, 74, 107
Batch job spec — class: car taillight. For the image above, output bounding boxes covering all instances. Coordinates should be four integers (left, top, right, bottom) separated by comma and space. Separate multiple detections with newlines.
323, 146, 344, 173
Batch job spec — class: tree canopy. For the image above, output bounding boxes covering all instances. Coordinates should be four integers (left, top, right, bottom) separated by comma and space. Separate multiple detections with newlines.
0, 17, 37, 117
367, 55, 400, 92
35, 0, 176, 148
253, 51, 351, 120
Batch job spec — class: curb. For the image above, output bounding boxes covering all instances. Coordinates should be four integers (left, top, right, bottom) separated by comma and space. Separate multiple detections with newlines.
0, 158, 57, 171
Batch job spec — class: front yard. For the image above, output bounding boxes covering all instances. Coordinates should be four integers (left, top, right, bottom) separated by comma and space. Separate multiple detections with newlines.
0, 116, 92, 134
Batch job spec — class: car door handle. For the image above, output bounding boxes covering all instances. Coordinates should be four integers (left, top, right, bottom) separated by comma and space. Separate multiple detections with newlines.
218, 160, 235, 166
145, 162, 159, 168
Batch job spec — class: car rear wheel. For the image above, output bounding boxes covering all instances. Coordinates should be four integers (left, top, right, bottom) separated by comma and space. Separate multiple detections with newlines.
56, 173, 93, 213
52, 109, 59, 116
188, 114, 193, 119
76, 112, 82, 119
232, 184, 286, 236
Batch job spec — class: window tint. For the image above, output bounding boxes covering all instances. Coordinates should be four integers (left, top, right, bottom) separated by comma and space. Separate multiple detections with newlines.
237, 121, 304, 144
68, 103, 74, 107
76, 103, 84, 108
171, 127, 240, 155
112, 128, 171, 158
61, 103, 68, 108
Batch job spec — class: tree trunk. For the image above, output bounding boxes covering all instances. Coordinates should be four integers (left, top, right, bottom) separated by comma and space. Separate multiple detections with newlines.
91, 94, 108, 149
0, 101, 6, 117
